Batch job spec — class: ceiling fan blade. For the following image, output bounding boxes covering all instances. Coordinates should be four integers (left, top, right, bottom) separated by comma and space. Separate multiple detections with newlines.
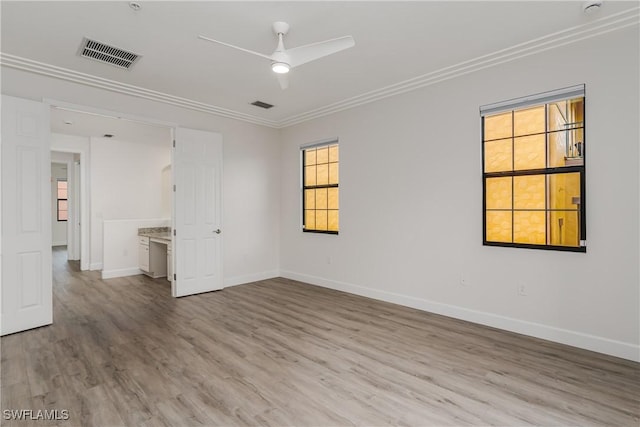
198, 35, 272, 61
287, 36, 355, 68
277, 73, 289, 90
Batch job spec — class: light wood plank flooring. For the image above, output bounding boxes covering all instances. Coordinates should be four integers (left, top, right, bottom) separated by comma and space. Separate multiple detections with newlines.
2, 246, 639, 426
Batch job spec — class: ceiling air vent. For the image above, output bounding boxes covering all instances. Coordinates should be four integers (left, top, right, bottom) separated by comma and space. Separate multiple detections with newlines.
77, 37, 141, 70
251, 101, 274, 109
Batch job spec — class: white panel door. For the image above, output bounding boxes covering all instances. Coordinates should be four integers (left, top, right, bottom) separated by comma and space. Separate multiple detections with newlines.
173, 128, 223, 297
1, 95, 52, 335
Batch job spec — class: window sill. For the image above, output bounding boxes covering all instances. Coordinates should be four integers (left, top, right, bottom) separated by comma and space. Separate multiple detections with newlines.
483, 241, 586, 252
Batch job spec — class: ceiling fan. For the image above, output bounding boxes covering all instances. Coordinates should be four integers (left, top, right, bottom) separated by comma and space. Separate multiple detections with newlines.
198, 22, 355, 90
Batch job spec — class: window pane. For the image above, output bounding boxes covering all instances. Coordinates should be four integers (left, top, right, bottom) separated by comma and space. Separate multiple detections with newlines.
316, 147, 329, 164
514, 134, 545, 170
484, 112, 512, 140
548, 173, 581, 210
58, 188, 68, 199
514, 105, 545, 136
513, 175, 545, 209
305, 166, 316, 186
305, 149, 317, 166
514, 211, 545, 244
328, 188, 339, 210
548, 211, 580, 247
305, 210, 316, 230
485, 177, 512, 210
315, 210, 328, 231
316, 164, 329, 186
548, 129, 584, 167
548, 98, 584, 132
58, 210, 68, 221
315, 188, 328, 210
58, 181, 67, 189
328, 210, 339, 231
486, 211, 512, 243
305, 189, 315, 209
329, 145, 339, 162
58, 200, 68, 210
329, 163, 339, 185
484, 138, 512, 172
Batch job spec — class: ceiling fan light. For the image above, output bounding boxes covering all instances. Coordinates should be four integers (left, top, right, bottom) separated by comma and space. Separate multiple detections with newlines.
271, 62, 290, 74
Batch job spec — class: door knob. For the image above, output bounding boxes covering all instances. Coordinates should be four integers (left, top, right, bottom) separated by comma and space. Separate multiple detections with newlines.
214, 229, 221, 234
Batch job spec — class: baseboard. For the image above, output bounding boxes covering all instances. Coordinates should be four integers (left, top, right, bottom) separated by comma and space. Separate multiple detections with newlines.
224, 270, 280, 288
101, 267, 143, 280
280, 270, 640, 362
89, 262, 103, 271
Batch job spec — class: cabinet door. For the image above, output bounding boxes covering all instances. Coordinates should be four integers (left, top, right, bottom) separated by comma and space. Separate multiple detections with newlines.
138, 243, 150, 272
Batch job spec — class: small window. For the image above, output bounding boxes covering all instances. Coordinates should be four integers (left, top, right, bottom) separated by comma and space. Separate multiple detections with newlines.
481, 85, 585, 251
57, 180, 68, 221
302, 141, 339, 234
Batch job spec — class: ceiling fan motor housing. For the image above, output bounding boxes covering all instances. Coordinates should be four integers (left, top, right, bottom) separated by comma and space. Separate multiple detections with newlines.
272, 21, 290, 35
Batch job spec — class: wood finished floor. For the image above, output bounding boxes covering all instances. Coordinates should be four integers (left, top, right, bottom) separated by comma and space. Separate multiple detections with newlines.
1, 247, 639, 426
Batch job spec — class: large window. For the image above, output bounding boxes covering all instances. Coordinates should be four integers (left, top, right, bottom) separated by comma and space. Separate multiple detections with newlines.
57, 179, 68, 222
481, 85, 585, 251
302, 141, 339, 234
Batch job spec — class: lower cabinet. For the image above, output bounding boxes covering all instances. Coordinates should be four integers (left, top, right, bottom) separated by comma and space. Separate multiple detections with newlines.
138, 237, 150, 272
138, 236, 168, 279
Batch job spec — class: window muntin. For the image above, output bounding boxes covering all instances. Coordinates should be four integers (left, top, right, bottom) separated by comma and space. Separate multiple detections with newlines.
302, 143, 339, 233
482, 90, 585, 251
57, 179, 68, 221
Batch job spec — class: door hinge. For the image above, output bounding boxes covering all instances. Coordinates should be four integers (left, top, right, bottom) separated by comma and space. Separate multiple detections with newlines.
174, 274, 176, 280
173, 229, 176, 236
173, 140, 176, 148
173, 184, 176, 192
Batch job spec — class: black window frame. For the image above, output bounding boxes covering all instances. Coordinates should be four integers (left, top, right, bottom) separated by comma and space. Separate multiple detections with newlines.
57, 179, 68, 222
481, 86, 586, 252
301, 140, 339, 235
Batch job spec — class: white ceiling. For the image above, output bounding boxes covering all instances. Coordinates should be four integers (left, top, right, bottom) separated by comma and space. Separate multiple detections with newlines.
2, 1, 638, 128
50, 107, 172, 141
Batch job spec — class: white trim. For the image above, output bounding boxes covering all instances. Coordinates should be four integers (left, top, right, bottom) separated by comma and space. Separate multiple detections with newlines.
223, 270, 280, 288
89, 262, 103, 271
52, 241, 67, 247
280, 270, 640, 362
1, 8, 637, 129
101, 267, 143, 280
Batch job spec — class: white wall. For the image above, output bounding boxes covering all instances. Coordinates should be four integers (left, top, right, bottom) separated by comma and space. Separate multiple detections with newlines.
50, 159, 70, 245
280, 27, 639, 361
89, 135, 171, 269
3, 67, 282, 285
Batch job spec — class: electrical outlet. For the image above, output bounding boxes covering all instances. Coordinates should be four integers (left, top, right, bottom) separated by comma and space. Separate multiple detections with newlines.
517, 282, 527, 296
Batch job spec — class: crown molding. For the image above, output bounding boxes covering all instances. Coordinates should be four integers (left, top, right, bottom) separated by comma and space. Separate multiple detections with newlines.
279, 7, 639, 128
0, 53, 280, 128
1, 7, 638, 130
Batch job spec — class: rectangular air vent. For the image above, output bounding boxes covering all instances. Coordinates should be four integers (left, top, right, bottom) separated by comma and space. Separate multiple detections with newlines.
251, 101, 274, 109
77, 37, 141, 70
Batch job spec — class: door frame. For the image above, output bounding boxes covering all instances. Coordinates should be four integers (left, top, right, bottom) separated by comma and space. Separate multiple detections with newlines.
50, 148, 87, 268
44, 99, 179, 272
